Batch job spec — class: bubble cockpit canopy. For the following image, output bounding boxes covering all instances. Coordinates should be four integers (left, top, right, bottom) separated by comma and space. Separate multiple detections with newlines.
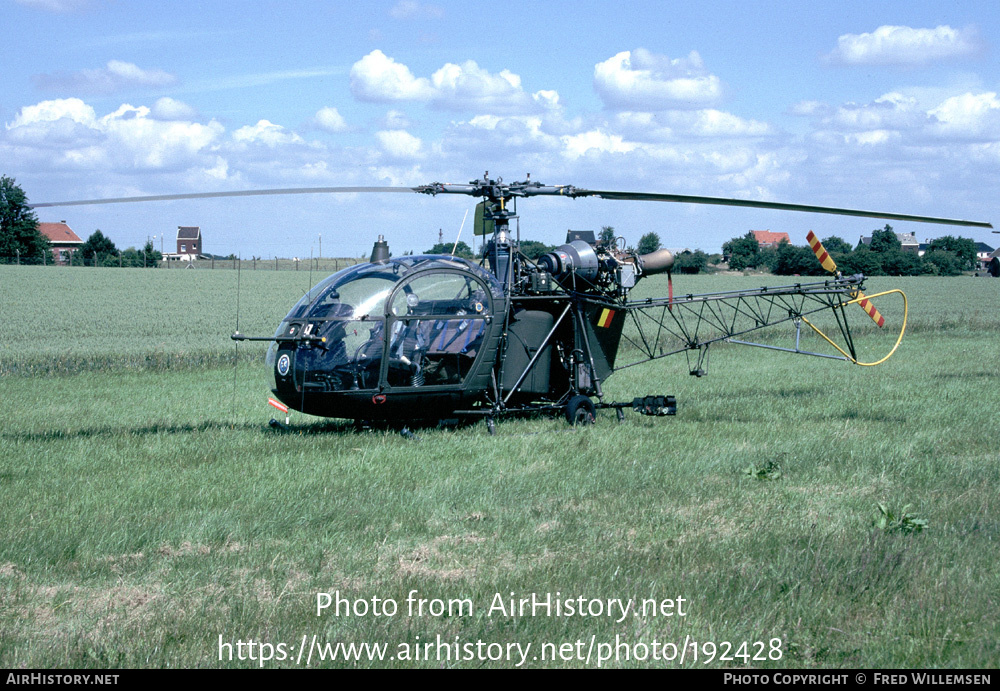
267, 256, 504, 392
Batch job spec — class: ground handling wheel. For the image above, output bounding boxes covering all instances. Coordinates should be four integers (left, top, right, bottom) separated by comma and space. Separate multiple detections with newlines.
565, 395, 596, 426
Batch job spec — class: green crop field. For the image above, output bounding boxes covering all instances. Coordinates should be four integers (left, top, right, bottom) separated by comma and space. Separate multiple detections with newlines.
0, 265, 997, 668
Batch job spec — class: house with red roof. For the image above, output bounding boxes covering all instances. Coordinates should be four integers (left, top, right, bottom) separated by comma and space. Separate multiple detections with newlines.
751, 230, 790, 249
38, 221, 83, 265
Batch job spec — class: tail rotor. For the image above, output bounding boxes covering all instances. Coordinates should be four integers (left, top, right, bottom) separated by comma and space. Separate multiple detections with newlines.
806, 231, 886, 328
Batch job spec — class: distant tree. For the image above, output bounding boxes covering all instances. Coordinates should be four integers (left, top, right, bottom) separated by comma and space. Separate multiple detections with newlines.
79, 230, 118, 266
0, 176, 50, 264
879, 249, 922, 276
869, 225, 901, 253
142, 240, 162, 267
598, 226, 617, 248
830, 250, 853, 270
838, 246, 882, 276
927, 235, 976, 271
637, 232, 661, 255
920, 249, 961, 276
722, 232, 760, 271
821, 235, 853, 254
121, 247, 144, 268
517, 240, 555, 260
425, 241, 474, 259
673, 249, 709, 274
772, 243, 826, 276
756, 246, 780, 273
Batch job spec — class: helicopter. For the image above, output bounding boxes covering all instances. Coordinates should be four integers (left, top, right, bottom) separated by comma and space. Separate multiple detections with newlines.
32, 173, 992, 432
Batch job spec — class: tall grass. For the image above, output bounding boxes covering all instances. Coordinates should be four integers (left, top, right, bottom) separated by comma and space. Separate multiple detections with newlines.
0, 266, 997, 668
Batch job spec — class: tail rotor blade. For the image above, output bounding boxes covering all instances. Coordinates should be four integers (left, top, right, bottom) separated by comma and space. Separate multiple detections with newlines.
854, 294, 886, 328
806, 231, 838, 273
806, 231, 885, 328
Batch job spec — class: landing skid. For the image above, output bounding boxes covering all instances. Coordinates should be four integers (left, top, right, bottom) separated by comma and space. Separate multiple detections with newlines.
460, 392, 678, 433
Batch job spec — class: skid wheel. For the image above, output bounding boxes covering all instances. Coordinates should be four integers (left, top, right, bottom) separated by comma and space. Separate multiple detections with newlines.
565, 395, 596, 426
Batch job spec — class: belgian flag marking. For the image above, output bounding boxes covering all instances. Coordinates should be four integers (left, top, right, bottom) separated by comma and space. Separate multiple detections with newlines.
597, 308, 616, 328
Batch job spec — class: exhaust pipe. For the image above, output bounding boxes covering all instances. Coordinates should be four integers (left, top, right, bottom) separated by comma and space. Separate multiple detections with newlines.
638, 248, 674, 275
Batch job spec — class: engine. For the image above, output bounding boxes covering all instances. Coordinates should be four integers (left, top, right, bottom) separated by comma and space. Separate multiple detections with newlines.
530, 231, 674, 297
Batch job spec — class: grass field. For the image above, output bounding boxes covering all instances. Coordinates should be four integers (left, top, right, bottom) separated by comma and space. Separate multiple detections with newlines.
0, 265, 997, 668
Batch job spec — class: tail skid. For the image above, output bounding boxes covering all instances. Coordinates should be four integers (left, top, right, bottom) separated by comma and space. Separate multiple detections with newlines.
805, 288, 908, 366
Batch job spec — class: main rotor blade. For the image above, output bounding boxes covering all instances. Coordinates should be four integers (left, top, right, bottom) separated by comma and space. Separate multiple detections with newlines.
28, 186, 418, 208
572, 189, 993, 229
28, 179, 994, 230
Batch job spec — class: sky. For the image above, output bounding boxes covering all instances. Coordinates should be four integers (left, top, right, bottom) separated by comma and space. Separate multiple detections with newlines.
3, 0, 998, 259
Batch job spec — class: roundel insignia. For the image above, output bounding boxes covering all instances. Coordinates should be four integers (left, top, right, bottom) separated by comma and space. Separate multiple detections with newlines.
277, 353, 291, 376
474, 302, 483, 313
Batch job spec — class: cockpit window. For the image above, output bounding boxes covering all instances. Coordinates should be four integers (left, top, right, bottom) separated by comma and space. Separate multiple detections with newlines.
284, 272, 394, 321
281, 255, 501, 322
389, 273, 490, 318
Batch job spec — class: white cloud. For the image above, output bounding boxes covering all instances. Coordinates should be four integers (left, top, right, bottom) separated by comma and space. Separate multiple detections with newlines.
381, 110, 411, 129
33, 60, 177, 94
929, 92, 1000, 139
533, 90, 560, 110
849, 130, 899, 146
202, 156, 229, 180
827, 25, 981, 67
806, 90, 1000, 146
99, 104, 222, 168
350, 50, 434, 102
350, 51, 557, 114
376, 129, 423, 159
830, 92, 922, 131
6, 98, 104, 151
9, 97, 97, 129
6, 97, 223, 171
594, 49, 723, 110
232, 120, 304, 147
151, 97, 198, 121
430, 60, 541, 113
714, 151, 794, 196
610, 108, 769, 143
789, 100, 831, 117
452, 114, 561, 155
561, 130, 637, 159
670, 110, 770, 137
314, 106, 348, 132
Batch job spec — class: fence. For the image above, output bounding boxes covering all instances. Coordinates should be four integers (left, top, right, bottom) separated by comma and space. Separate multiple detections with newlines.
0, 254, 368, 272
169, 256, 368, 272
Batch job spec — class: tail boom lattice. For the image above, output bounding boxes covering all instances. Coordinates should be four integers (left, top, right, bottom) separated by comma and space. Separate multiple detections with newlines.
615, 276, 873, 371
